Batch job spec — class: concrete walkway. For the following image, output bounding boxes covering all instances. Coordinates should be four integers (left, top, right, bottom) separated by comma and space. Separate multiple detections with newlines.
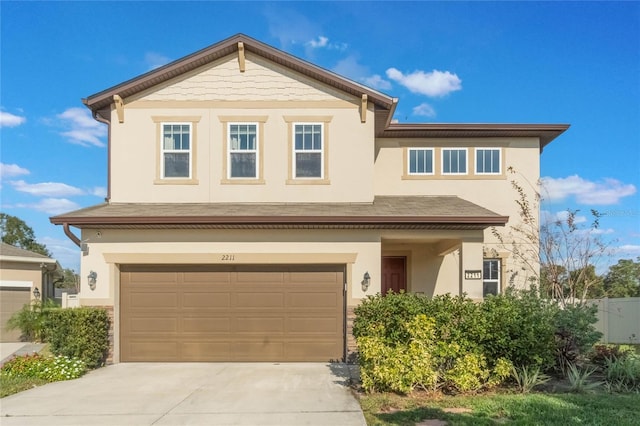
1, 342, 46, 364
0, 363, 366, 426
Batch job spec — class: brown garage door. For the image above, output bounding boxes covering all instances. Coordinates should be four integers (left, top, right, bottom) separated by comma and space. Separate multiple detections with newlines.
120, 264, 345, 362
1, 288, 30, 342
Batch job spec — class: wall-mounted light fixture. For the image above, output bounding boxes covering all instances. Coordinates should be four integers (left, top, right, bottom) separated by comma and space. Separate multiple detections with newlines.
361, 271, 371, 292
88, 271, 97, 291
32, 287, 41, 299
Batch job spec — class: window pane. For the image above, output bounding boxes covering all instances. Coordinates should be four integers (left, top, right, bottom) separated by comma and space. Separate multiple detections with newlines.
296, 152, 321, 177
492, 149, 500, 172
164, 153, 189, 178
230, 153, 256, 178
483, 281, 499, 297
459, 150, 466, 172
443, 150, 451, 173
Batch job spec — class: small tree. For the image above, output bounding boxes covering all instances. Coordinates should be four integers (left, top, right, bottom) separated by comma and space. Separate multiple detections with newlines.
603, 258, 640, 297
491, 168, 611, 306
0, 213, 52, 257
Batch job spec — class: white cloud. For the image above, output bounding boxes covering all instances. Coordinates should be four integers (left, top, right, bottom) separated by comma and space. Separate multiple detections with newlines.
332, 56, 369, 81
386, 68, 462, 97
90, 186, 107, 198
413, 103, 437, 118
306, 36, 328, 48
0, 163, 30, 179
144, 52, 171, 70
0, 111, 26, 127
10, 180, 84, 197
614, 245, 640, 255
40, 236, 80, 271
17, 198, 80, 215
541, 175, 636, 205
57, 107, 107, 147
362, 74, 392, 91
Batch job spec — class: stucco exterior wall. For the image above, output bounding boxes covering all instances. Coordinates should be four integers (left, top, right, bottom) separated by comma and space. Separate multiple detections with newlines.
374, 137, 541, 288
109, 53, 376, 203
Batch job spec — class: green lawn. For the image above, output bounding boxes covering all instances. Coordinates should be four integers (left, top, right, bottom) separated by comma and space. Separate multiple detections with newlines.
0, 375, 48, 398
359, 391, 640, 425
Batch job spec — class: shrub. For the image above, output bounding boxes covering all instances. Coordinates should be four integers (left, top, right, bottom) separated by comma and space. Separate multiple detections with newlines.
44, 307, 110, 369
566, 362, 602, 393
604, 354, 640, 392
353, 291, 428, 344
481, 288, 557, 370
511, 365, 550, 393
589, 344, 636, 367
553, 303, 602, 375
358, 314, 438, 394
444, 353, 489, 392
1, 353, 86, 381
6, 299, 60, 342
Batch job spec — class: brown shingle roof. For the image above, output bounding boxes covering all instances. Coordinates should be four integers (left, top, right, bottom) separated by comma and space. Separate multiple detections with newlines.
50, 196, 508, 230
0, 242, 52, 260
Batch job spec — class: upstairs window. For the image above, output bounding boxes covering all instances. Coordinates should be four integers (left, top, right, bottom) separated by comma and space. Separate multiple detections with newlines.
294, 123, 323, 178
228, 123, 258, 178
162, 123, 191, 178
442, 148, 467, 175
408, 148, 434, 175
483, 259, 500, 297
476, 148, 501, 175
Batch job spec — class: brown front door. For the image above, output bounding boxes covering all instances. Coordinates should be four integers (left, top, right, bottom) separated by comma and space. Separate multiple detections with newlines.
381, 256, 407, 295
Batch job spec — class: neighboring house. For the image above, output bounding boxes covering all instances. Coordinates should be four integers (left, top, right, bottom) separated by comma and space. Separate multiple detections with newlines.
0, 242, 62, 342
51, 34, 568, 363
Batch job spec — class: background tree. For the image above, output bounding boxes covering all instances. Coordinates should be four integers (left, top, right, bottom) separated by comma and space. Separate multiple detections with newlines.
603, 258, 640, 297
0, 212, 52, 257
59, 268, 80, 292
491, 169, 611, 306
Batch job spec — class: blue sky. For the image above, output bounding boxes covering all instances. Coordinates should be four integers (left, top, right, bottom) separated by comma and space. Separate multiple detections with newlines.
1, 1, 638, 272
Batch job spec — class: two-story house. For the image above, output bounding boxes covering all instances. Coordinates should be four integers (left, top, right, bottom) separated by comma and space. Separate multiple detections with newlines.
51, 34, 568, 363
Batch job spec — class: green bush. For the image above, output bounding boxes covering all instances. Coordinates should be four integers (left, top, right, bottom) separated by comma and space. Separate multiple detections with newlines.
604, 354, 640, 392
481, 289, 557, 370
44, 307, 110, 369
6, 299, 60, 342
589, 344, 636, 366
1, 353, 86, 381
358, 314, 438, 394
553, 303, 602, 374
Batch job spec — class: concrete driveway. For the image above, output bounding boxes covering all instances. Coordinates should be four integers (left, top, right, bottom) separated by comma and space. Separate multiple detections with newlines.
0, 363, 366, 426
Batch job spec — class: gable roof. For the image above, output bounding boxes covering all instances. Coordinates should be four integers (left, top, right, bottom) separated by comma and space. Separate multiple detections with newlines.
83, 33, 397, 114
50, 196, 508, 230
83, 33, 568, 148
0, 242, 57, 264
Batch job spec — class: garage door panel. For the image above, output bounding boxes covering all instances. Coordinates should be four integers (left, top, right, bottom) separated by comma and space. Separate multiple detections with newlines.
235, 292, 284, 308
129, 317, 178, 333
182, 292, 231, 308
287, 317, 339, 333
1, 288, 31, 342
126, 341, 179, 361
182, 317, 231, 333
289, 292, 340, 309
121, 266, 344, 362
182, 272, 231, 284
236, 317, 284, 333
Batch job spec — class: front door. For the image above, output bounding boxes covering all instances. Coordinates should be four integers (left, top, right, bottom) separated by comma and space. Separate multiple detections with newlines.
381, 256, 407, 295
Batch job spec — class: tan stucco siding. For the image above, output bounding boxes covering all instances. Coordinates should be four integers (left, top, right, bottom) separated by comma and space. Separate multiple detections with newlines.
0, 262, 42, 286
374, 137, 541, 288
135, 53, 353, 103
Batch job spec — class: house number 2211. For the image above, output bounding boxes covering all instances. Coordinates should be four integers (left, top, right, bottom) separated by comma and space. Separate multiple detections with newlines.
221, 254, 235, 261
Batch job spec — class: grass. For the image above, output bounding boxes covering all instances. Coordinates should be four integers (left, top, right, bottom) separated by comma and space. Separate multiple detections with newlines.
0, 375, 48, 398
358, 390, 640, 425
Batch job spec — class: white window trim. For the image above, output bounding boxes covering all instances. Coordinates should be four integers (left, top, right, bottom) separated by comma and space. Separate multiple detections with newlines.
407, 148, 435, 175
161, 122, 192, 179
293, 122, 324, 179
483, 259, 501, 296
441, 148, 468, 175
227, 122, 259, 179
475, 147, 502, 175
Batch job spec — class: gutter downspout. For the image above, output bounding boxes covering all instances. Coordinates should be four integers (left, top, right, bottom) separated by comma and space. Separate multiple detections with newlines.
63, 223, 81, 248
92, 109, 111, 202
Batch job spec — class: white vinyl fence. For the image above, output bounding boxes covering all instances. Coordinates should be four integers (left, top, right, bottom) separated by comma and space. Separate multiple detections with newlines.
588, 297, 640, 345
